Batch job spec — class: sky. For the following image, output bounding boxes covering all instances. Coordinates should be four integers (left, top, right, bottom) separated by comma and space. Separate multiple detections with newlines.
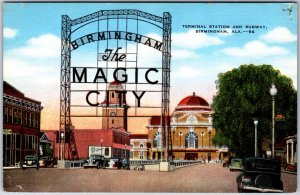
2, 2, 298, 133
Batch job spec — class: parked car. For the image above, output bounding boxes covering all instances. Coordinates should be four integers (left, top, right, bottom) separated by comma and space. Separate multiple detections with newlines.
20, 154, 39, 170
122, 158, 130, 170
39, 156, 55, 167
83, 155, 107, 169
236, 157, 283, 193
229, 158, 243, 171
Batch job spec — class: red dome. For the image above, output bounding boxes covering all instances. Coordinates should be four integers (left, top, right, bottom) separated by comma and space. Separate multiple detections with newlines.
176, 92, 211, 111
109, 80, 122, 86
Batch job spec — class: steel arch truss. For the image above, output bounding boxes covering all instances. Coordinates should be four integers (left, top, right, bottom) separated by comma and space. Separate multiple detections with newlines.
60, 10, 172, 161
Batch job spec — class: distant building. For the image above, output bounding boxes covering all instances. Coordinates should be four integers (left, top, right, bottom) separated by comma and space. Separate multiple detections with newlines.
3, 81, 43, 166
147, 92, 225, 161
130, 134, 149, 160
47, 81, 130, 160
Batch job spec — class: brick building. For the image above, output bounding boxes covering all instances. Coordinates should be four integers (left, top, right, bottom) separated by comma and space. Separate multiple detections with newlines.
3, 81, 43, 166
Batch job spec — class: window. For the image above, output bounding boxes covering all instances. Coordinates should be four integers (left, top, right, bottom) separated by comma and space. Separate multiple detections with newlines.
130, 151, 133, 158
185, 132, 198, 148
18, 110, 22, 125
29, 113, 32, 127
35, 114, 39, 128
27, 112, 30, 127
23, 111, 27, 126
187, 115, 197, 123
153, 132, 161, 148
140, 144, 144, 148
32, 113, 35, 128
105, 148, 109, 156
111, 92, 115, 98
4, 107, 8, 123
8, 107, 13, 123
139, 152, 144, 159
14, 109, 18, 124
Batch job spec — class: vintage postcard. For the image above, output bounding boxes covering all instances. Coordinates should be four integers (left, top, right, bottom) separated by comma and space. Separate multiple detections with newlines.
2, 1, 297, 193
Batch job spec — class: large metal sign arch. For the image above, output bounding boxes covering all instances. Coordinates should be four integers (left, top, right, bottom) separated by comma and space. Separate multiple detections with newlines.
60, 10, 171, 161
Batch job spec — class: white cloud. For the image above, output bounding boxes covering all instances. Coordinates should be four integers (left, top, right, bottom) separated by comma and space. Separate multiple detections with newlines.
260, 27, 297, 43
172, 29, 224, 49
172, 49, 200, 59
268, 57, 297, 88
222, 40, 289, 57
3, 56, 59, 79
4, 27, 18, 39
10, 34, 60, 58
172, 65, 203, 79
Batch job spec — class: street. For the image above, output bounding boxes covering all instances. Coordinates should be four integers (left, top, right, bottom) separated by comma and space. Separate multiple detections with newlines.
3, 163, 297, 192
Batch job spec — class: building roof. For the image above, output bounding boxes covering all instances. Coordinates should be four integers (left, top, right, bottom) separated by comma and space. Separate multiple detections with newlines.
175, 92, 211, 111
149, 116, 170, 126
3, 81, 41, 104
109, 80, 122, 86
130, 134, 148, 139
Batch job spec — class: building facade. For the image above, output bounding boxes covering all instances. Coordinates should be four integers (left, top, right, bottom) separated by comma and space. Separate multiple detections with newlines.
3, 81, 43, 166
148, 92, 222, 161
130, 134, 149, 160
285, 135, 297, 165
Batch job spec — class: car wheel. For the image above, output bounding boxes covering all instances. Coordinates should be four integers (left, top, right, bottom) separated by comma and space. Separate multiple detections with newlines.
255, 174, 272, 189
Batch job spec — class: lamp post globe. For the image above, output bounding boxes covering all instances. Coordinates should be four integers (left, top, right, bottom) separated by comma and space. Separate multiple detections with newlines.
270, 84, 278, 96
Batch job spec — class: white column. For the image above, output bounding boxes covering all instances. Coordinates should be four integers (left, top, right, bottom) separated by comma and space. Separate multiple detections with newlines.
291, 140, 294, 164
286, 142, 289, 164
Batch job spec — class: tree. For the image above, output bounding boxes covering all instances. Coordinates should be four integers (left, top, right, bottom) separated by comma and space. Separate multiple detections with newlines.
212, 64, 296, 158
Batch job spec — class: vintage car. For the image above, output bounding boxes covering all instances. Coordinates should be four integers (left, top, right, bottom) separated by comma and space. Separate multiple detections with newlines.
236, 157, 283, 193
20, 154, 39, 170
121, 158, 130, 170
83, 155, 107, 169
229, 158, 243, 171
39, 156, 55, 167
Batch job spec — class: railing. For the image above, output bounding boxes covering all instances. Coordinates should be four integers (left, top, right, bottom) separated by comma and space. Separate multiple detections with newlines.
130, 160, 161, 165
172, 160, 204, 168
129, 159, 205, 168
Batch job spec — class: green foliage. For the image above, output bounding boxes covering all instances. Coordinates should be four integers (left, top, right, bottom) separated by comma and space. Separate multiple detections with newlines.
212, 64, 296, 158
42, 144, 53, 156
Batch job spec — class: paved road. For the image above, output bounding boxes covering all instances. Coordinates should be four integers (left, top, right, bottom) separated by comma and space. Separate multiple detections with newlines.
3, 163, 297, 192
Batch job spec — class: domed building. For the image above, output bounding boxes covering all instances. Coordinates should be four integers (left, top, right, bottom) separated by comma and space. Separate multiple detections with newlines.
148, 92, 224, 161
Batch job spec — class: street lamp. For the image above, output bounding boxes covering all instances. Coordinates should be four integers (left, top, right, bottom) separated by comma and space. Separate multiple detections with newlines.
172, 128, 175, 147
254, 119, 258, 157
207, 115, 213, 148
208, 127, 212, 148
270, 84, 277, 159
60, 132, 64, 160
179, 131, 183, 148
125, 144, 127, 159
100, 139, 103, 155
201, 132, 205, 148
